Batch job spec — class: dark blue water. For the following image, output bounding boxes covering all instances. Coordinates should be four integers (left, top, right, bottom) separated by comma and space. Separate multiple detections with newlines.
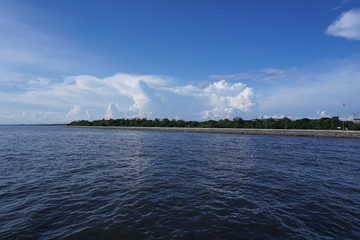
0, 126, 359, 240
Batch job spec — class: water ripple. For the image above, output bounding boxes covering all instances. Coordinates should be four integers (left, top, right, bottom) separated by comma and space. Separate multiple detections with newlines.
0, 126, 359, 240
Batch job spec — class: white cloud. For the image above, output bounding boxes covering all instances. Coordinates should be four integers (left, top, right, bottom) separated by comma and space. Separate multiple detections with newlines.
27, 78, 51, 86
201, 107, 233, 119
316, 110, 330, 118
0, 2, 95, 90
0, 73, 255, 123
1, 111, 65, 124
326, 9, 360, 40
66, 105, 94, 122
0, 69, 23, 82
209, 67, 298, 81
200, 80, 254, 118
104, 102, 124, 119
332, 0, 353, 10
32, 111, 53, 121
166, 79, 255, 119
261, 114, 290, 119
256, 56, 360, 119
1, 57, 359, 123
86, 110, 93, 120
1, 54, 360, 124
66, 105, 81, 117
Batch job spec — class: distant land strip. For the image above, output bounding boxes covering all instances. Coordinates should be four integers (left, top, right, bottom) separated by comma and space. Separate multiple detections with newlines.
69, 126, 360, 139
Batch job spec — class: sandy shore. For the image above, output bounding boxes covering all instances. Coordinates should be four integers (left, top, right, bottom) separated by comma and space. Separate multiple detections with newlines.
69, 126, 360, 139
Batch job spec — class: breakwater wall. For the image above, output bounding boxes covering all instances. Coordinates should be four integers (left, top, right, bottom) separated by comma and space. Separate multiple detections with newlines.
69, 126, 360, 139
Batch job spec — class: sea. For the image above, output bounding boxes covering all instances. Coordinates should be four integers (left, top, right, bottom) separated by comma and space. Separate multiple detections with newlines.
0, 125, 359, 240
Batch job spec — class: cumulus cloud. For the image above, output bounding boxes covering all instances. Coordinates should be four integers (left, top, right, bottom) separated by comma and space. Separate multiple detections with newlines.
200, 80, 254, 119
66, 105, 81, 117
86, 110, 93, 120
202, 107, 233, 119
66, 105, 83, 120
2, 54, 360, 124
104, 102, 124, 119
261, 114, 290, 119
326, 9, 360, 40
316, 110, 330, 118
165, 79, 255, 119
0, 73, 255, 123
66, 105, 93, 121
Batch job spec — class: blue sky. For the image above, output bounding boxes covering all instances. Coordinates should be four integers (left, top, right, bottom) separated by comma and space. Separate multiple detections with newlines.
1, 0, 360, 123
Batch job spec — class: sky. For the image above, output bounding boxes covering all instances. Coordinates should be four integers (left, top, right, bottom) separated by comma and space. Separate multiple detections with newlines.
1, 0, 360, 124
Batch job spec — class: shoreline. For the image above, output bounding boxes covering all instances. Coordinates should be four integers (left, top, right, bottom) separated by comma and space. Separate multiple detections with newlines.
68, 126, 360, 139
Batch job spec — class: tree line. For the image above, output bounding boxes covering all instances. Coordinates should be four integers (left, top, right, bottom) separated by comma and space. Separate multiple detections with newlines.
68, 116, 360, 130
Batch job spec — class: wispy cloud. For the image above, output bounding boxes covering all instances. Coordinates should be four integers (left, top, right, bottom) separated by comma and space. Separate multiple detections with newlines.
326, 9, 360, 40
209, 67, 298, 81
256, 56, 360, 119
0, 3, 92, 86
0, 69, 23, 82
332, 0, 353, 10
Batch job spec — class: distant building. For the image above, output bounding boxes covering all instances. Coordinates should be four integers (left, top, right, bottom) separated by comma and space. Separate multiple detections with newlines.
353, 118, 360, 124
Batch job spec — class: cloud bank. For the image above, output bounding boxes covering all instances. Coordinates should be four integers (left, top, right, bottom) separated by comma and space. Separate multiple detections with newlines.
326, 9, 360, 40
2, 54, 360, 124
0, 74, 255, 123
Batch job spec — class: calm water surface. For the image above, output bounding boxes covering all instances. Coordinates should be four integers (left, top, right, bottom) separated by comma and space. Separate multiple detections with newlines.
0, 126, 359, 240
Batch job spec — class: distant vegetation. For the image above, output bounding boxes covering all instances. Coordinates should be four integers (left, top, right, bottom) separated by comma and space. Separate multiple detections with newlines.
69, 117, 360, 130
